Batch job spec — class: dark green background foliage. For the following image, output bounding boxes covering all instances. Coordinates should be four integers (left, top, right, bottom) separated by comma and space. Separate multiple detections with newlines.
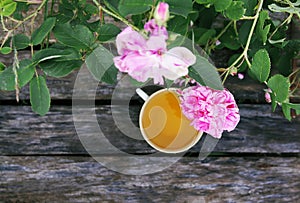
0, 0, 299, 118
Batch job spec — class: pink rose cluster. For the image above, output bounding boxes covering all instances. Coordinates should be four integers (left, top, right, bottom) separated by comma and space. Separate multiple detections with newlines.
180, 85, 240, 139
113, 3, 196, 85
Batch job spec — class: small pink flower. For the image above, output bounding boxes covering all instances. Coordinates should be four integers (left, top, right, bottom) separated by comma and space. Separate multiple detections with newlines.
180, 85, 240, 139
113, 27, 196, 84
238, 73, 244, 80
265, 88, 272, 103
154, 2, 170, 26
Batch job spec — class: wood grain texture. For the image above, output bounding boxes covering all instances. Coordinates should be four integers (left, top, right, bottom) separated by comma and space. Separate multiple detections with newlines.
0, 53, 269, 103
0, 104, 299, 155
1, 76, 267, 103
0, 156, 299, 202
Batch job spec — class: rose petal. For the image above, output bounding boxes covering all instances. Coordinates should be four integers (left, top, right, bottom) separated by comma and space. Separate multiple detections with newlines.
167, 47, 196, 66
116, 27, 147, 55
146, 36, 167, 52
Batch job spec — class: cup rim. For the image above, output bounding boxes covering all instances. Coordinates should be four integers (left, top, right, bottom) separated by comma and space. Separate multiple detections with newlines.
139, 88, 203, 154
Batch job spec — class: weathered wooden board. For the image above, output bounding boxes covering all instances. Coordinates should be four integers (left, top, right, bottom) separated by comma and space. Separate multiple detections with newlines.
0, 104, 299, 155
0, 156, 299, 202
0, 52, 269, 103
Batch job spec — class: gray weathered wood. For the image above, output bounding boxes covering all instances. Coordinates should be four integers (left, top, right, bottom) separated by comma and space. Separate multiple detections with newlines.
0, 75, 266, 103
0, 104, 299, 155
0, 52, 269, 103
0, 156, 299, 202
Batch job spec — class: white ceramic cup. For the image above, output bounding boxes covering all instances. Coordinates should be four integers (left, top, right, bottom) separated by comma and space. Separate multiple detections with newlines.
136, 88, 203, 153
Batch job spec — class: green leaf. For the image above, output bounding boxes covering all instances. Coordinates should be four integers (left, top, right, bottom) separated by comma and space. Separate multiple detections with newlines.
118, 0, 152, 16
33, 48, 82, 77
101, 64, 118, 84
13, 34, 30, 50
132, 14, 147, 29
195, 0, 212, 4
225, 1, 245, 20
0, 67, 14, 90
30, 76, 51, 116
251, 49, 271, 82
241, 0, 257, 15
165, 78, 174, 88
33, 48, 64, 63
267, 74, 290, 103
285, 103, 300, 115
256, 10, 271, 45
238, 21, 253, 45
85, 45, 115, 82
282, 103, 292, 121
55, 7, 74, 23
0, 61, 5, 71
18, 59, 35, 87
168, 15, 189, 35
270, 91, 277, 112
219, 27, 240, 50
193, 28, 216, 46
213, 0, 232, 12
196, 6, 216, 28
103, 0, 122, 17
167, 34, 192, 50
84, 4, 98, 15
0, 0, 17, 16
189, 55, 223, 90
98, 24, 121, 42
165, 0, 193, 18
0, 59, 34, 90
0, 47, 12, 54
53, 23, 95, 50
31, 17, 56, 46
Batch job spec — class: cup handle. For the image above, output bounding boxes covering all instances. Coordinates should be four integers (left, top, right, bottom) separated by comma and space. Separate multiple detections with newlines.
136, 88, 149, 101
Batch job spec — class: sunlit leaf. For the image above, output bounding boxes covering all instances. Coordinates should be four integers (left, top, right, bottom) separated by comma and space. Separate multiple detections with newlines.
0, 0, 17, 16
0, 47, 12, 54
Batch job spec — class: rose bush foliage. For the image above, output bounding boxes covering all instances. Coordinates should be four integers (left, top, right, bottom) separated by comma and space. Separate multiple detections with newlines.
0, 0, 299, 121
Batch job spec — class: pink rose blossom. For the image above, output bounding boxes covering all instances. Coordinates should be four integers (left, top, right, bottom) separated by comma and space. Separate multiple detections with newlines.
154, 2, 170, 26
113, 27, 196, 84
180, 85, 240, 139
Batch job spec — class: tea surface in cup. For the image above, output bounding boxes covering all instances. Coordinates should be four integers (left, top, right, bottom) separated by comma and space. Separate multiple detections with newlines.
140, 89, 201, 153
